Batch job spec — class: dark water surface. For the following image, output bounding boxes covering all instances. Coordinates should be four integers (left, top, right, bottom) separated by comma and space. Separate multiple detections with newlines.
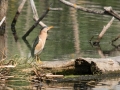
4, 0, 120, 89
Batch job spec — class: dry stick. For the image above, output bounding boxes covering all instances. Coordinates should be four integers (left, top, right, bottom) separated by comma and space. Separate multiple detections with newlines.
59, 0, 120, 21
11, 0, 27, 42
0, 16, 6, 27
22, 8, 50, 39
98, 17, 114, 41
30, 0, 47, 27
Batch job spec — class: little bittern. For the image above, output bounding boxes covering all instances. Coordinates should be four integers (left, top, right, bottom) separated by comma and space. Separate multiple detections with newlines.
31, 26, 53, 63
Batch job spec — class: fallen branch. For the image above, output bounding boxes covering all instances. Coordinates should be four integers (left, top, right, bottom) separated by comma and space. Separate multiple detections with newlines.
0, 16, 6, 27
59, 0, 120, 21
11, 0, 27, 42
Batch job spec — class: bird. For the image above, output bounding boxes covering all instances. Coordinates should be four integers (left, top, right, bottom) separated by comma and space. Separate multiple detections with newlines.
31, 26, 53, 63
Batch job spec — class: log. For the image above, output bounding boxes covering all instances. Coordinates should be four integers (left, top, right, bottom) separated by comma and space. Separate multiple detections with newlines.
37, 56, 120, 75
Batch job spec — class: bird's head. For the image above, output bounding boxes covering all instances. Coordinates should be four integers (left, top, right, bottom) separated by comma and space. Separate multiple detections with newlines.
42, 26, 53, 33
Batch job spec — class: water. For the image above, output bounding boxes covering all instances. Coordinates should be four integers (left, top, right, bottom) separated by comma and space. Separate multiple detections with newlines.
7, 0, 120, 60
4, 0, 120, 89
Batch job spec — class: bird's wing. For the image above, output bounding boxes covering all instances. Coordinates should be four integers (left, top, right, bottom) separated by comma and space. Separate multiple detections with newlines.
31, 36, 39, 57
34, 40, 43, 55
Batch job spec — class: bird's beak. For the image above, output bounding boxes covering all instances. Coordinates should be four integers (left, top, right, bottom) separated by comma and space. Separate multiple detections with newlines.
48, 26, 53, 30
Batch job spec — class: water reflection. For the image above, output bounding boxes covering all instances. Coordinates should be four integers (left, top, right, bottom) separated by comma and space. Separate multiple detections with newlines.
0, 77, 119, 90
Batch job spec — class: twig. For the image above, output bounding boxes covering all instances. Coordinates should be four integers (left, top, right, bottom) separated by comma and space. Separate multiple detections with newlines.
0, 16, 6, 27
11, 0, 27, 42
59, 0, 120, 21
46, 74, 64, 78
22, 8, 50, 39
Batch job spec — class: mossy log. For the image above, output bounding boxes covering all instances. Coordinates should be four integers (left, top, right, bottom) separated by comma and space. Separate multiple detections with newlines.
38, 56, 120, 75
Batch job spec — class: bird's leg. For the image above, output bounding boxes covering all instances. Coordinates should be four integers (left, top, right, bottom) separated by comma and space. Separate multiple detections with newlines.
36, 55, 42, 64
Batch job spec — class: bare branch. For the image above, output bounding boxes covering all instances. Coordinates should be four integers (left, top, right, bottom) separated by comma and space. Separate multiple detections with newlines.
59, 0, 120, 20
59, 0, 104, 14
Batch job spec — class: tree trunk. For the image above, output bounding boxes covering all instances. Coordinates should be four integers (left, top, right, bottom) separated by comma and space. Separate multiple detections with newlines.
0, 0, 8, 60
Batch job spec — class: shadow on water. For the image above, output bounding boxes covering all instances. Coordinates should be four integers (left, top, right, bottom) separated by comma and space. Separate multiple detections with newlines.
4, 0, 120, 89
